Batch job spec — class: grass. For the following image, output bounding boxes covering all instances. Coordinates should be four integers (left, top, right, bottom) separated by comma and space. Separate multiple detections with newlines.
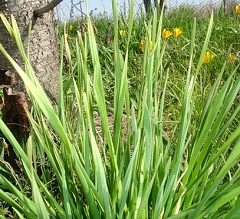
0, 2, 240, 218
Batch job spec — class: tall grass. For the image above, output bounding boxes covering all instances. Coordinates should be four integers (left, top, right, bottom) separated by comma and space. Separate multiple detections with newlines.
0, 1, 240, 218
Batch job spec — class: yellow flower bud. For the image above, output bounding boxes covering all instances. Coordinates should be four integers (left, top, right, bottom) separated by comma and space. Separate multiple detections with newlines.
236, 5, 240, 14
202, 51, 214, 64
65, 33, 71, 40
229, 53, 236, 62
141, 40, 153, 52
69, 25, 73, 31
173, 28, 183, 38
162, 29, 172, 39
141, 40, 145, 52
119, 30, 126, 36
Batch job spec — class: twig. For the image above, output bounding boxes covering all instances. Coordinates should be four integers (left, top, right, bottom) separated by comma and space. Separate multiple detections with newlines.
33, 0, 63, 17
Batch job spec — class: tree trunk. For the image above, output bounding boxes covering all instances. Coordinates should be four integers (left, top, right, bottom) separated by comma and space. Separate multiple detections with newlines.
0, 0, 59, 102
143, 0, 168, 15
154, 0, 168, 12
143, 0, 152, 15
0, 0, 59, 170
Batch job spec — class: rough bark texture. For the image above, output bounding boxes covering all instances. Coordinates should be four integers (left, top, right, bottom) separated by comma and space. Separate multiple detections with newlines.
1, 73, 30, 136
0, 0, 59, 102
143, 0, 168, 15
154, 0, 168, 11
143, 0, 152, 14
33, 0, 63, 16
0, 0, 59, 171
0, 69, 29, 172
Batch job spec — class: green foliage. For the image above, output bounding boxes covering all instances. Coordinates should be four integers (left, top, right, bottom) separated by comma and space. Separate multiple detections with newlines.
0, 2, 240, 218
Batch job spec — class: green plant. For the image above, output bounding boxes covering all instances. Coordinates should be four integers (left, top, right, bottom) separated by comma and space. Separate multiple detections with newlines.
0, 1, 239, 218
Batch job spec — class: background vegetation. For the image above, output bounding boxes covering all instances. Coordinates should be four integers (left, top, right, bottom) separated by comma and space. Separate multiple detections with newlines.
0, 2, 239, 218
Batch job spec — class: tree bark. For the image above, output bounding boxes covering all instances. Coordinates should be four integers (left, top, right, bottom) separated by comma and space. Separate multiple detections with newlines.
143, 0, 168, 15
33, 0, 63, 17
0, 0, 59, 102
0, 0, 60, 170
154, 0, 168, 11
143, 0, 152, 15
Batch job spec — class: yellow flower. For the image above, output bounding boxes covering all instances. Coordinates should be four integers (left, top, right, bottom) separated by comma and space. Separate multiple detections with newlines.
229, 53, 236, 62
69, 25, 73, 31
149, 41, 153, 51
141, 40, 153, 52
162, 29, 172, 39
202, 51, 214, 64
236, 5, 240, 14
65, 33, 71, 40
173, 28, 183, 38
141, 40, 145, 52
119, 30, 126, 36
